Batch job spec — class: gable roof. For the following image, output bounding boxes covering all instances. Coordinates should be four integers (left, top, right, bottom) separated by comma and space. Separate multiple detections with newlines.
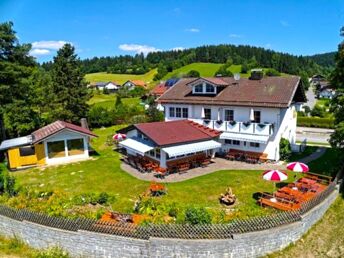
126, 80, 146, 87
186, 77, 229, 86
158, 76, 306, 108
133, 120, 220, 146
32, 120, 97, 143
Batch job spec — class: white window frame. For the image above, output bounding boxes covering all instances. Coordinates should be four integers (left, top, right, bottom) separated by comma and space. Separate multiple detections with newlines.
192, 82, 217, 94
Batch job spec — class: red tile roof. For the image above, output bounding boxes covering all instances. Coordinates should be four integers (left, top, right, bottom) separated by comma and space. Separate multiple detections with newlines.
130, 80, 146, 87
159, 76, 305, 108
134, 120, 220, 146
150, 82, 169, 96
32, 120, 97, 143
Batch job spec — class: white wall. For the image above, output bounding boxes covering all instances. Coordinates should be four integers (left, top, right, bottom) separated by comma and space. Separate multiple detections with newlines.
43, 130, 90, 165
164, 104, 280, 124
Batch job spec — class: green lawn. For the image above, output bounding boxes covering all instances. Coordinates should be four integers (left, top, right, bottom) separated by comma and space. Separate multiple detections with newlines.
288, 146, 318, 162
6, 125, 306, 221
308, 147, 341, 177
316, 98, 330, 108
85, 68, 157, 86
267, 196, 344, 258
88, 94, 142, 110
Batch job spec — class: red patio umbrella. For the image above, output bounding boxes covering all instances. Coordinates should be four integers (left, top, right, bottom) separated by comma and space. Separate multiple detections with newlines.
262, 170, 288, 201
113, 133, 126, 141
286, 162, 309, 173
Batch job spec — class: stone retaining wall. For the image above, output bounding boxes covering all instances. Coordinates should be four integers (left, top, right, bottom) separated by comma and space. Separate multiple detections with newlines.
0, 190, 338, 258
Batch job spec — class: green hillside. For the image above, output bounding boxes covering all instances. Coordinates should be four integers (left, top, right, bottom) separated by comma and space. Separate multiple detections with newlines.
162, 63, 249, 80
85, 68, 157, 85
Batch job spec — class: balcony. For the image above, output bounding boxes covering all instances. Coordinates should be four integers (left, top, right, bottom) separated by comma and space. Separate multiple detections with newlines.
189, 119, 274, 136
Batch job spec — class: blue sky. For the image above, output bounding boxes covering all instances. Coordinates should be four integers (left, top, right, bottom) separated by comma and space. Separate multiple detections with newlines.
1, 0, 343, 62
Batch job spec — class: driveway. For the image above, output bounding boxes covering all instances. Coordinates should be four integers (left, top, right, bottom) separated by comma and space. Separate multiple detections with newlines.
296, 126, 333, 144
305, 86, 316, 109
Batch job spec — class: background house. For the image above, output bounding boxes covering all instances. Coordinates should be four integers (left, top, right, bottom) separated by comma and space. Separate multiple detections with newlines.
0, 121, 97, 170
89, 81, 120, 93
122, 80, 146, 90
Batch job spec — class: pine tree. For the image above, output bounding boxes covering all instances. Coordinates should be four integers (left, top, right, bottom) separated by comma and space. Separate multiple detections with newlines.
50, 44, 90, 123
330, 26, 344, 153
0, 21, 39, 137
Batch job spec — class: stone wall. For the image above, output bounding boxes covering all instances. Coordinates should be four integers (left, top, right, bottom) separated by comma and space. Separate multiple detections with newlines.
0, 190, 338, 258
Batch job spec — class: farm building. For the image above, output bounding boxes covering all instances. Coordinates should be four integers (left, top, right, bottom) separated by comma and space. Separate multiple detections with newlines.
0, 121, 97, 170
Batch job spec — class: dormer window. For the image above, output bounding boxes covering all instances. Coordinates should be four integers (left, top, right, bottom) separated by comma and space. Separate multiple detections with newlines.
194, 84, 203, 93
205, 83, 215, 93
192, 82, 217, 94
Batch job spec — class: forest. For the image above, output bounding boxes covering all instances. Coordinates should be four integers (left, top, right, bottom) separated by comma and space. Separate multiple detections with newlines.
41, 44, 335, 80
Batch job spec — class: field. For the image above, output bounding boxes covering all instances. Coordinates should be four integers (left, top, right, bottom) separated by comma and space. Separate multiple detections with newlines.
162, 63, 246, 80
8, 125, 308, 221
85, 68, 157, 86
88, 94, 142, 109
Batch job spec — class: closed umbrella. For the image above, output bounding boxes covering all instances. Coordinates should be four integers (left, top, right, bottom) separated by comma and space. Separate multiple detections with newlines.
113, 133, 126, 141
201, 107, 205, 118
249, 108, 255, 121
262, 170, 288, 202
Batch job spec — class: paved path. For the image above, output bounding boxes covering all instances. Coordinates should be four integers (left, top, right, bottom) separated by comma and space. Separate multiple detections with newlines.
305, 86, 316, 109
296, 126, 333, 145
298, 147, 326, 164
121, 158, 286, 183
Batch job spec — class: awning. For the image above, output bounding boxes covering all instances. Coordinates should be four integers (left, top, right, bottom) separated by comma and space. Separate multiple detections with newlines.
0, 135, 32, 151
220, 132, 269, 144
163, 140, 221, 158
118, 138, 154, 156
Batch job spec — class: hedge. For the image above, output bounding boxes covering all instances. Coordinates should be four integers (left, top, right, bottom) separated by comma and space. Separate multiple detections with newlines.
297, 117, 335, 129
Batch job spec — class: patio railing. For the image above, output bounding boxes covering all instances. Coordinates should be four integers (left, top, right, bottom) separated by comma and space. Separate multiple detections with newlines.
188, 118, 274, 136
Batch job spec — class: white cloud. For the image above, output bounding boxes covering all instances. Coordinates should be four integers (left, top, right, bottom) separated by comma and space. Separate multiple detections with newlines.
280, 20, 289, 27
172, 47, 185, 51
119, 44, 161, 55
229, 34, 243, 38
185, 28, 200, 33
31, 40, 70, 50
29, 48, 51, 56
265, 43, 272, 48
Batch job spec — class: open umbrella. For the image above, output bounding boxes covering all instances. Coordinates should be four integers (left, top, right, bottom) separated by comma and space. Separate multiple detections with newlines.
286, 162, 309, 173
286, 161, 309, 188
262, 170, 288, 202
113, 133, 126, 141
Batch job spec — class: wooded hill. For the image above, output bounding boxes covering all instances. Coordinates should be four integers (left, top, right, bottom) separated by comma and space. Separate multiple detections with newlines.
42, 44, 331, 80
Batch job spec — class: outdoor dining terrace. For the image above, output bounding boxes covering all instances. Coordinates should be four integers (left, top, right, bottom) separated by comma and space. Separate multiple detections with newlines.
258, 172, 332, 211
224, 148, 268, 164
123, 152, 212, 178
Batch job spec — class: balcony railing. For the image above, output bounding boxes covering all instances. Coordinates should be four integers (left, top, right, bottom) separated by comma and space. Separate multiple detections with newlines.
189, 118, 274, 136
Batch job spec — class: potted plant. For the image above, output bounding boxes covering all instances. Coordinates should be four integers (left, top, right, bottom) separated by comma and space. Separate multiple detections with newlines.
258, 123, 266, 129
243, 121, 251, 127
216, 120, 223, 125
203, 119, 210, 125
229, 120, 237, 126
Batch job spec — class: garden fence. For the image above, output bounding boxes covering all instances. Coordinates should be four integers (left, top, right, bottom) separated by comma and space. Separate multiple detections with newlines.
0, 181, 337, 240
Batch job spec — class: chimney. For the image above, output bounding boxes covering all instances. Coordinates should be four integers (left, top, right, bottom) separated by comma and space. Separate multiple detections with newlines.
249, 69, 263, 80
80, 118, 89, 130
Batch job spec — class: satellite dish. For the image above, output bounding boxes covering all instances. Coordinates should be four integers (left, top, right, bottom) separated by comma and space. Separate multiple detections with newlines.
234, 73, 240, 81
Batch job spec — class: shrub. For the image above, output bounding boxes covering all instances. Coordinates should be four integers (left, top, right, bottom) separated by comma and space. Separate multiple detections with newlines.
184, 206, 212, 225
98, 192, 109, 205
297, 117, 335, 129
186, 70, 200, 78
168, 203, 179, 218
280, 138, 292, 160
87, 106, 112, 127
310, 105, 326, 118
265, 68, 281, 76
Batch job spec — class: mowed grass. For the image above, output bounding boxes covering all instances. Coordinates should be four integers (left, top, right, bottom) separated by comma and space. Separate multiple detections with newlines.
85, 68, 157, 86
162, 63, 224, 79
11, 125, 302, 218
266, 196, 344, 258
88, 94, 142, 110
